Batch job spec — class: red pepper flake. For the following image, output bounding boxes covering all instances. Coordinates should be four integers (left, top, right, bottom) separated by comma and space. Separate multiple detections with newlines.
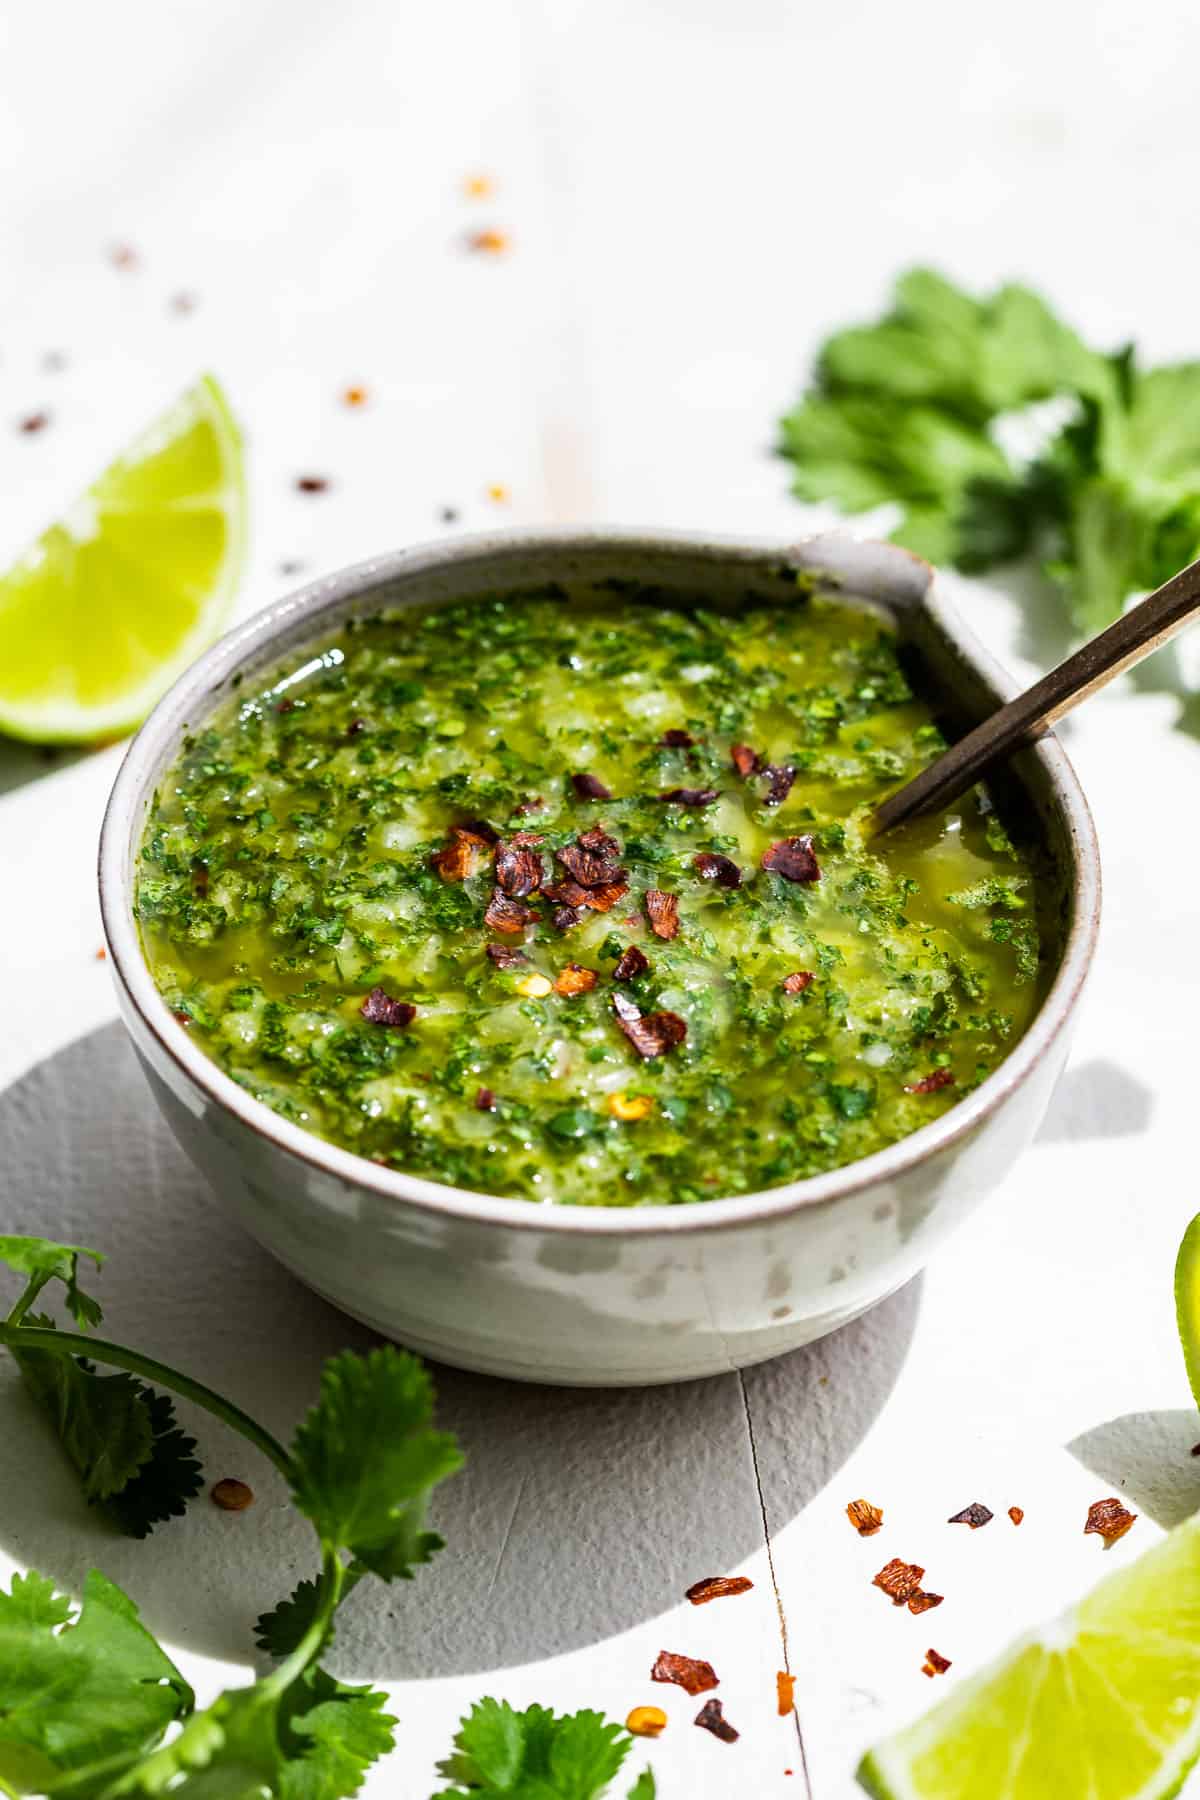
169, 291, 198, 315
457, 816, 500, 844
613, 992, 687, 1060
776, 1671, 795, 1716
346, 718, 367, 738
295, 475, 331, 494
554, 963, 598, 997
487, 482, 510, 503
906, 1068, 956, 1095
360, 988, 416, 1028
694, 852, 741, 888
657, 787, 720, 807
659, 728, 695, 747
613, 944, 650, 982
467, 227, 510, 255
211, 1477, 254, 1512
908, 1590, 944, 1615
486, 943, 528, 968
18, 412, 49, 435
432, 827, 492, 882
762, 764, 797, 807
922, 1649, 952, 1678
495, 834, 545, 898
873, 1559, 926, 1606
95, 946, 107, 961
948, 1502, 993, 1529
513, 795, 544, 815
846, 1497, 884, 1536
645, 889, 680, 940
559, 827, 625, 888
109, 242, 138, 269
694, 1698, 739, 1744
172, 1010, 192, 1027
1085, 1498, 1137, 1543
730, 743, 761, 777
544, 877, 630, 917
463, 172, 495, 199
782, 971, 815, 996
475, 1087, 497, 1112
484, 890, 537, 934
651, 1650, 718, 1696
685, 1575, 754, 1605
762, 836, 821, 883
1008, 1506, 1024, 1526
343, 385, 368, 407
571, 771, 612, 802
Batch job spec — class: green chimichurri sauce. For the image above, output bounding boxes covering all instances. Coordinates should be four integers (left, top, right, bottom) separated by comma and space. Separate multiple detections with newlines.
136, 585, 1050, 1207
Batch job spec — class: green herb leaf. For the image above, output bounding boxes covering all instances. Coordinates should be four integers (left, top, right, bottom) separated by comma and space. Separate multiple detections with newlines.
255, 1575, 325, 1659
627, 1774, 656, 1800
0, 1233, 104, 1328
277, 1667, 397, 1800
288, 1347, 462, 1579
435, 1700, 635, 1799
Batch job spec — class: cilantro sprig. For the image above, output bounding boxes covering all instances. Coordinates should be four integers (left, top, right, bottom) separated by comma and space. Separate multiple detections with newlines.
780, 267, 1200, 637
0, 1239, 656, 1800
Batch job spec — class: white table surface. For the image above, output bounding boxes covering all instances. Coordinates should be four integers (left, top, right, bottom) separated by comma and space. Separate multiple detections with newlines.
3, 3, 1200, 1794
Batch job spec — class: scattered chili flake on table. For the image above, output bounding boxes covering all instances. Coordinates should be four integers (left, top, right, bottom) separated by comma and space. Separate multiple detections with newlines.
210, 1478, 254, 1511
342, 385, 368, 407
782, 971, 815, 996
1085, 1498, 1137, 1543
873, 1559, 926, 1606
463, 172, 495, 198
1008, 1506, 1024, 1526
18, 413, 49, 434
295, 475, 330, 494
109, 243, 138, 269
908, 1590, 943, 1615
360, 988, 416, 1028
467, 228, 510, 255
685, 1575, 754, 1605
948, 1502, 993, 1529
846, 1497, 884, 1536
169, 291, 198, 315
652, 1651, 717, 1695
776, 1671, 795, 1716
907, 1068, 956, 1095
625, 1705, 666, 1738
94, 946, 107, 961
694, 1698, 739, 1744
487, 482, 510, 502
922, 1649, 952, 1678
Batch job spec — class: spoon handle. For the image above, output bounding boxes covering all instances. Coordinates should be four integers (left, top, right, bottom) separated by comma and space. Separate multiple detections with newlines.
872, 553, 1200, 835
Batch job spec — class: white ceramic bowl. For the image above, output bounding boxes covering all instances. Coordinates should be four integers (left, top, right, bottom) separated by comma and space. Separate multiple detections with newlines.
99, 530, 1100, 1386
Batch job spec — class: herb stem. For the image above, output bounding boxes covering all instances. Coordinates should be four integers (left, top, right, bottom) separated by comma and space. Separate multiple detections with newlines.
265, 1543, 345, 1696
0, 1324, 293, 1481
5, 1271, 52, 1327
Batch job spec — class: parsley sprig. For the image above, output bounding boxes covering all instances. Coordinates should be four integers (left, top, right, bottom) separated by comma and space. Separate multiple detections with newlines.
0, 1237, 655, 1800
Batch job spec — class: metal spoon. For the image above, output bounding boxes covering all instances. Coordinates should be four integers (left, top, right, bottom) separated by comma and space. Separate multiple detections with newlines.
872, 553, 1200, 835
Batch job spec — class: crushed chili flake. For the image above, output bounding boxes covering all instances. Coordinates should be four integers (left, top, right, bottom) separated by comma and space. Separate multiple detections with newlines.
948, 1502, 993, 1529
295, 475, 330, 493
486, 942, 528, 968
645, 889, 680, 940
694, 852, 741, 888
625, 1705, 666, 1738
657, 786, 720, 807
346, 717, 367, 737
908, 1590, 943, 1615
659, 728, 695, 747
1085, 1498, 1137, 1543
172, 1010, 191, 1027
169, 291, 197, 314
360, 987, 416, 1028
555, 963, 598, 997
776, 1671, 795, 1716
475, 1086, 497, 1112
730, 743, 761, 777
211, 1477, 254, 1512
487, 482, 510, 502
276, 697, 298, 714
651, 1650, 718, 1696
463, 172, 495, 199
495, 836, 545, 897
559, 827, 625, 887
613, 944, 650, 982
19, 412, 49, 434
873, 1559, 925, 1606
694, 1698, 739, 1744
571, 771, 612, 801
1008, 1506, 1024, 1526
109, 243, 138, 269
906, 1068, 956, 1095
782, 971, 815, 996
613, 991, 687, 1060
552, 904, 585, 932
468, 228, 510, 255
484, 889, 537, 934
432, 827, 492, 882
762, 836, 821, 883
544, 876, 629, 916
343, 385, 368, 407
685, 1575, 754, 1605
95, 946, 107, 961
922, 1649, 952, 1678
846, 1497, 884, 1536
762, 763, 797, 807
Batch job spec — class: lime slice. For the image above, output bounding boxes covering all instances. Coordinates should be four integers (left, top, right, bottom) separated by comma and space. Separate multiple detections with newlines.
0, 374, 246, 742
859, 1510, 1200, 1800
1176, 1213, 1200, 1409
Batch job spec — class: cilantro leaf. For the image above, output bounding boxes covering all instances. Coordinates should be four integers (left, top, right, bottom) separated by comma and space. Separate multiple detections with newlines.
0, 1568, 192, 1797
278, 1667, 396, 1800
255, 1575, 325, 1658
435, 1700, 634, 1799
99, 1376, 204, 1538
0, 1233, 104, 1328
288, 1347, 462, 1578
626, 1775, 656, 1800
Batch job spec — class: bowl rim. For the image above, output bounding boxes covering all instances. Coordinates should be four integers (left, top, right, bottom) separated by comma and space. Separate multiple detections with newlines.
98, 526, 1101, 1239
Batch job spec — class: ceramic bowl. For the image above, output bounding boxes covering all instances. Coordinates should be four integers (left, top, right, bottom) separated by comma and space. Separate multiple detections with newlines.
98, 530, 1100, 1386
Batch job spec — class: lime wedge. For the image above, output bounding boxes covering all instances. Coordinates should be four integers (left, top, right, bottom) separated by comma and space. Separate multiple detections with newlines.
0, 374, 246, 742
859, 1511, 1200, 1800
1176, 1213, 1200, 1409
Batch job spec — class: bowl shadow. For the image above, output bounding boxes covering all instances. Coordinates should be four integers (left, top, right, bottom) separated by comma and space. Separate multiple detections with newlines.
0, 1021, 920, 1678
